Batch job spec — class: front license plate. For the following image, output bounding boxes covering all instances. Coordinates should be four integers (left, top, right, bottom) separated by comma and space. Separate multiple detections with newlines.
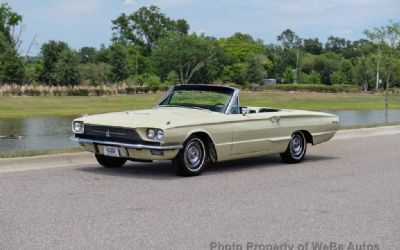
104, 146, 120, 157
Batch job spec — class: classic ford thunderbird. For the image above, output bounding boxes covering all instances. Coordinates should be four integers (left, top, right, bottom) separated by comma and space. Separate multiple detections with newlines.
71, 84, 339, 176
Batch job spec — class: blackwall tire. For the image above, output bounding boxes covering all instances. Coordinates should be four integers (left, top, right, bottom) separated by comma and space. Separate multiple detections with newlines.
280, 131, 307, 163
95, 154, 127, 168
173, 136, 208, 176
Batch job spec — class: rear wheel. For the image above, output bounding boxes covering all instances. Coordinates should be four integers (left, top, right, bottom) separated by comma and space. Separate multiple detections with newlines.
280, 131, 307, 163
173, 136, 208, 176
95, 154, 127, 168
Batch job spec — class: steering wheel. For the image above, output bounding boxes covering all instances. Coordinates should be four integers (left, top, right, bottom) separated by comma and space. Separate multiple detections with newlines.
214, 103, 226, 112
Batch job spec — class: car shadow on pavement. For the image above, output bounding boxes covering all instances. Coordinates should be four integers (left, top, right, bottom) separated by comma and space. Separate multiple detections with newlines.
76, 154, 338, 180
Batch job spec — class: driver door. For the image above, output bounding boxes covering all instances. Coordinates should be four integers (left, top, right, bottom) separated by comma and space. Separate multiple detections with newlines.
230, 111, 277, 155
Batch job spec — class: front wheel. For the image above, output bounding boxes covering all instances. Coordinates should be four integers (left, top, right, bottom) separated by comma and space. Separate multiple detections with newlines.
280, 131, 307, 163
95, 154, 127, 168
173, 136, 208, 176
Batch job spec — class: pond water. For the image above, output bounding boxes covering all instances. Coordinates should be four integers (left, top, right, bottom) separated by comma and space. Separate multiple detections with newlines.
0, 116, 76, 152
0, 110, 400, 152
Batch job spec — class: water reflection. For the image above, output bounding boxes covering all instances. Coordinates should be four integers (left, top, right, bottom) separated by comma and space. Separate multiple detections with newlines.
0, 110, 400, 152
324, 110, 400, 126
0, 116, 76, 152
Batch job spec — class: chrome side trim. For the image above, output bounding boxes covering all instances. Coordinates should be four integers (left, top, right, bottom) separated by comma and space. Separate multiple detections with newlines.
70, 136, 182, 150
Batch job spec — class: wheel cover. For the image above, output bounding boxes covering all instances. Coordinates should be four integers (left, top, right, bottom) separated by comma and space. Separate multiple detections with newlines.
290, 133, 305, 160
183, 139, 205, 171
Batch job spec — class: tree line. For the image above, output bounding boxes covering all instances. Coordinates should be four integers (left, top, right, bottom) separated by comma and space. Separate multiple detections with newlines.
1, 3, 399, 90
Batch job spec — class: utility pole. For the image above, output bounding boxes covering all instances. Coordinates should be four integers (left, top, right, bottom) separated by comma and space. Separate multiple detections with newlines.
375, 42, 381, 90
294, 48, 299, 84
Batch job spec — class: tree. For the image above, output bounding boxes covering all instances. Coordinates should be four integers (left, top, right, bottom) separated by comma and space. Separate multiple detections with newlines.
0, 46, 24, 84
112, 5, 189, 54
277, 29, 301, 49
330, 71, 347, 85
303, 38, 323, 55
151, 32, 217, 84
364, 27, 386, 90
39, 40, 69, 84
219, 33, 265, 63
277, 29, 302, 83
78, 47, 97, 64
108, 43, 129, 82
0, 3, 22, 48
282, 67, 294, 84
54, 49, 80, 85
244, 54, 267, 84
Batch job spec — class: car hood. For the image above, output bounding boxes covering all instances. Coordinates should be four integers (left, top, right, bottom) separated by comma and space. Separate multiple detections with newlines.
76, 107, 225, 129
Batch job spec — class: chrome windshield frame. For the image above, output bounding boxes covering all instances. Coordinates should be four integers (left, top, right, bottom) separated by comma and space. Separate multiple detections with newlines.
156, 84, 240, 115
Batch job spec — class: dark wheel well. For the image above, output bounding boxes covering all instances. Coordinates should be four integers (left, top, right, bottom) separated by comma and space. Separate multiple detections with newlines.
300, 130, 313, 144
190, 132, 218, 162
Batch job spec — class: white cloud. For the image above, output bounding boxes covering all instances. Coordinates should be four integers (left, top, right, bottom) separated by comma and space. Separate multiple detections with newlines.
123, 0, 135, 5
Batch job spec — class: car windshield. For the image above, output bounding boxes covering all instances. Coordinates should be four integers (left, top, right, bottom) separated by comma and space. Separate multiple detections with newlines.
158, 89, 232, 113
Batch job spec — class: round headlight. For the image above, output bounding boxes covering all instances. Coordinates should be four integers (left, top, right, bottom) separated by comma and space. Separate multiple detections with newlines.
147, 129, 156, 139
156, 130, 164, 141
73, 122, 84, 133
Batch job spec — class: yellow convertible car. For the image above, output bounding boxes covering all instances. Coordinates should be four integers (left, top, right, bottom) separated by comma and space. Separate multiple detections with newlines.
71, 84, 339, 176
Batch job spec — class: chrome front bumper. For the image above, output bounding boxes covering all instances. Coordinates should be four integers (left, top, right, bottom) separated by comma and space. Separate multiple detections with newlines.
69, 136, 183, 150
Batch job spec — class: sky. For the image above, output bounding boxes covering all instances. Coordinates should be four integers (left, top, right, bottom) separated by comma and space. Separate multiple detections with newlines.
5, 0, 400, 56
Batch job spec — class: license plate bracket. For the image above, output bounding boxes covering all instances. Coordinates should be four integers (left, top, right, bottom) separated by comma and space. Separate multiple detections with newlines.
104, 146, 120, 157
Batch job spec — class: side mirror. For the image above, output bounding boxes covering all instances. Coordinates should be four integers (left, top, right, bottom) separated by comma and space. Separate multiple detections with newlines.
242, 107, 251, 115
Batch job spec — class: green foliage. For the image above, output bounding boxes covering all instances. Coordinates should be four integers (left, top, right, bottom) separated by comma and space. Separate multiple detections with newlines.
54, 49, 80, 85
277, 29, 302, 49
165, 71, 179, 86
24, 88, 41, 96
0, 4, 397, 90
219, 33, 265, 63
145, 75, 161, 91
111, 5, 190, 53
331, 71, 347, 85
151, 32, 218, 84
39, 40, 69, 84
78, 47, 97, 64
78, 63, 109, 86
67, 88, 89, 96
266, 84, 359, 93
301, 70, 321, 84
244, 54, 267, 84
282, 67, 294, 84
0, 47, 24, 84
0, 3, 22, 45
303, 38, 323, 55
108, 43, 129, 82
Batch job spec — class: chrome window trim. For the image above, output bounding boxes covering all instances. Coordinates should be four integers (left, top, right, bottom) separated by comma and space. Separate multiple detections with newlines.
224, 88, 240, 114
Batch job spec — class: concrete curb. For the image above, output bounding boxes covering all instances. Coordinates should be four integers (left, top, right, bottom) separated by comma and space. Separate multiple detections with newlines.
0, 152, 95, 173
0, 125, 399, 173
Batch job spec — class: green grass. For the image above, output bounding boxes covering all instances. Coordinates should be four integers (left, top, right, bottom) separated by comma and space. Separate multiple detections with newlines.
0, 147, 83, 158
0, 91, 399, 119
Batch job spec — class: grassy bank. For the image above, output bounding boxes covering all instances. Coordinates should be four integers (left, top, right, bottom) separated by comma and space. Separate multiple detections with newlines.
0, 91, 400, 119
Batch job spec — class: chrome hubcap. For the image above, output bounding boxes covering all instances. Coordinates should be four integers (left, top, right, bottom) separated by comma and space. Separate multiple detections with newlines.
184, 139, 205, 170
290, 133, 304, 159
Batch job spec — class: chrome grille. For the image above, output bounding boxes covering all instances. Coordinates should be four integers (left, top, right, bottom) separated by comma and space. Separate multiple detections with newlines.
75, 124, 160, 146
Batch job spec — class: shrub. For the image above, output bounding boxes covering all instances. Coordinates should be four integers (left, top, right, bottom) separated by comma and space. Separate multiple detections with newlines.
266, 84, 359, 93
145, 75, 161, 92
67, 88, 89, 96
24, 88, 41, 96
52, 89, 64, 96
92, 88, 106, 96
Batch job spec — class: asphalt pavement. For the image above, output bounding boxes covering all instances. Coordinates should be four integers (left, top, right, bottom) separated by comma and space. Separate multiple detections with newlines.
1, 126, 399, 250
